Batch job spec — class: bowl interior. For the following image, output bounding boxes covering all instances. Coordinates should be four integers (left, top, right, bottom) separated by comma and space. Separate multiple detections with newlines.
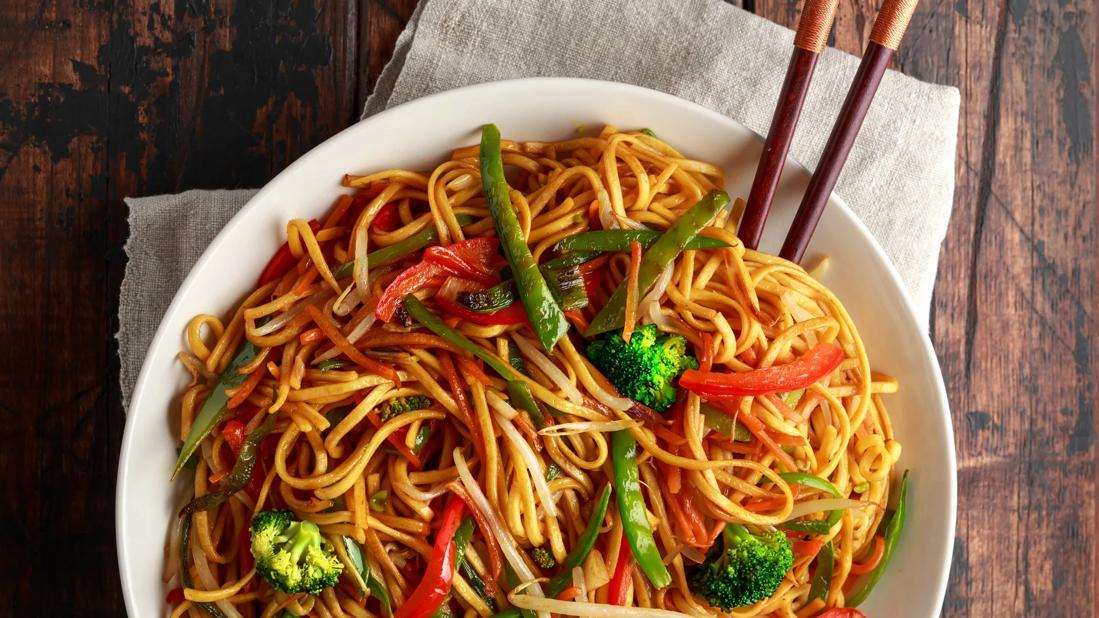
117, 77, 955, 617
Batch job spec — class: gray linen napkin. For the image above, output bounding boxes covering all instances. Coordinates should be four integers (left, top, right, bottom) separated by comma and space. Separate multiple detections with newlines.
119, 0, 959, 407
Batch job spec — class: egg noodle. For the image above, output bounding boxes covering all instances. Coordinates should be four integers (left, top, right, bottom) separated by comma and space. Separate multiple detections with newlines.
165, 126, 902, 618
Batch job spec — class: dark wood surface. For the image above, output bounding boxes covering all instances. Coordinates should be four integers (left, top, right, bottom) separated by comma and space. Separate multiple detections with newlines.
0, 1, 1093, 615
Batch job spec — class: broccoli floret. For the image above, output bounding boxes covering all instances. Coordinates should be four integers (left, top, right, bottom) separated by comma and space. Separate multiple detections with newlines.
688, 524, 794, 611
584, 324, 698, 412
529, 547, 556, 569
251, 510, 343, 594
379, 395, 432, 422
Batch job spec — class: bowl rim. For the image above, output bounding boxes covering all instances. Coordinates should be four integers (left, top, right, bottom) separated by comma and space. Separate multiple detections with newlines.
116, 76, 956, 617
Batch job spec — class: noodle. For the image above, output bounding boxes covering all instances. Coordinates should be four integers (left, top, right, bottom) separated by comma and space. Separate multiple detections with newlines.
166, 127, 901, 617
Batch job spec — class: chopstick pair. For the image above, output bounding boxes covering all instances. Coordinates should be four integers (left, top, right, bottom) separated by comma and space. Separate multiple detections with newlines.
737, 0, 921, 264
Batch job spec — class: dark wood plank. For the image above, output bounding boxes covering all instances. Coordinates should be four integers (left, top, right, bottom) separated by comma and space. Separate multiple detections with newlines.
756, 0, 1098, 616
0, 0, 360, 613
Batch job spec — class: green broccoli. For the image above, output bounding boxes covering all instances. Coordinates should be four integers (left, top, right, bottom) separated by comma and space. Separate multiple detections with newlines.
250, 510, 343, 594
379, 394, 432, 422
529, 547, 556, 569
584, 324, 698, 412
687, 524, 794, 611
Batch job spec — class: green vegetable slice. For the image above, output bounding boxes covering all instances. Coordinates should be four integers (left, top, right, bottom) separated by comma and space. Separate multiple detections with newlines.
848, 470, 909, 606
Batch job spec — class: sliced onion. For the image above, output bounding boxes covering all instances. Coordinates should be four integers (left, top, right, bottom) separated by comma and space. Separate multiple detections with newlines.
191, 533, 244, 618
784, 292, 818, 346
510, 334, 584, 405
538, 419, 639, 437
253, 290, 327, 336
332, 283, 362, 317
493, 409, 558, 518
783, 498, 871, 522
163, 515, 184, 581
640, 264, 673, 308
393, 479, 451, 502
453, 448, 550, 618
572, 566, 587, 602
485, 390, 519, 420
508, 594, 688, 617
680, 545, 707, 564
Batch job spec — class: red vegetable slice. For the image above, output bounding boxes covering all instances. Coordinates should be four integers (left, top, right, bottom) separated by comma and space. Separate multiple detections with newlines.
257, 219, 320, 285
393, 496, 466, 618
679, 342, 844, 398
435, 277, 528, 326
423, 237, 501, 285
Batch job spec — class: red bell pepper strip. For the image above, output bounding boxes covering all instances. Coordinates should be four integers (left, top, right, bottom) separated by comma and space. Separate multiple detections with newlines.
165, 587, 185, 605
258, 219, 320, 285
221, 420, 246, 454
815, 609, 866, 618
607, 530, 633, 605
372, 202, 401, 232
435, 277, 528, 326
375, 261, 448, 322
679, 342, 844, 398
365, 408, 424, 469
394, 496, 466, 618
423, 237, 501, 285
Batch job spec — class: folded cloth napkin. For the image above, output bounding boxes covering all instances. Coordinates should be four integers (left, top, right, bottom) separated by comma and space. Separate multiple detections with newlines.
119, 0, 959, 407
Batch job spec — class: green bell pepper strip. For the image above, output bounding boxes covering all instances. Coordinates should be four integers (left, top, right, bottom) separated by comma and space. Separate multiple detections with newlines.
611, 430, 672, 589
506, 341, 526, 373
808, 540, 834, 602
545, 484, 612, 598
507, 380, 546, 429
179, 516, 229, 618
480, 124, 569, 351
777, 472, 845, 535
342, 535, 393, 617
403, 295, 518, 381
556, 229, 732, 253
540, 250, 600, 270
179, 413, 277, 516
701, 403, 751, 442
586, 190, 730, 336
331, 214, 478, 279
847, 470, 909, 607
457, 264, 587, 313
172, 338, 263, 478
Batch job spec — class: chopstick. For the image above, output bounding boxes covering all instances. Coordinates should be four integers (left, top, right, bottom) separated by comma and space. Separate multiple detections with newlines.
738, 0, 839, 251
778, 0, 920, 263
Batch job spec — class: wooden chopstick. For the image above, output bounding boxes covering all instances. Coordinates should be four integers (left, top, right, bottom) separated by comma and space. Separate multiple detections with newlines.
778, 0, 920, 263
737, 0, 839, 250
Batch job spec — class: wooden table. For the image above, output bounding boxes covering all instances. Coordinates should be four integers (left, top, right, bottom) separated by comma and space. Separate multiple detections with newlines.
0, 1, 1093, 615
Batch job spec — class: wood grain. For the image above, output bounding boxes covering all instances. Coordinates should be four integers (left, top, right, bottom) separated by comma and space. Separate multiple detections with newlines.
0, 0, 1093, 615
757, 0, 1098, 614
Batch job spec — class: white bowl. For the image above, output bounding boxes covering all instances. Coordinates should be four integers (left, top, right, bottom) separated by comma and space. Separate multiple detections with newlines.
117, 77, 955, 617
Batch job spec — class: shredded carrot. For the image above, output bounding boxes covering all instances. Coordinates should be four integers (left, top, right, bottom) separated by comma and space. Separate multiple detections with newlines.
742, 493, 794, 513
766, 430, 804, 446
652, 424, 687, 447
303, 305, 400, 385
512, 411, 541, 448
446, 482, 503, 588
565, 309, 589, 332
849, 535, 885, 574
298, 327, 323, 345
455, 355, 492, 386
792, 538, 824, 558
699, 331, 715, 372
587, 200, 601, 229
622, 240, 642, 344
706, 433, 766, 455
739, 347, 758, 366
323, 194, 355, 228
438, 353, 487, 467
356, 332, 459, 353
712, 399, 798, 472
227, 365, 265, 410
291, 265, 319, 295
556, 585, 582, 601
707, 521, 725, 545
266, 360, 281, 378
679, 487, 711, 544
208, 469, 229, 484
656, 467, 696, 545
766, 393, 804, 423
